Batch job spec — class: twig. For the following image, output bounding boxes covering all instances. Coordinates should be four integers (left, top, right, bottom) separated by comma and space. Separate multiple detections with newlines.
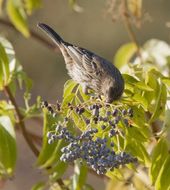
121, 0, 142, 62
3, 86, 40, 157
0, 18, 60, 53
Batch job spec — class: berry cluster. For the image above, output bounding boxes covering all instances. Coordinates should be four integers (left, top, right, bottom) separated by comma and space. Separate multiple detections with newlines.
41, 100, 137, 175
47, 123, 137, 175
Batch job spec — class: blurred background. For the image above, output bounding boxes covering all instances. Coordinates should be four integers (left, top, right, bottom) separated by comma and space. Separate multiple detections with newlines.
1, 0, 170, 189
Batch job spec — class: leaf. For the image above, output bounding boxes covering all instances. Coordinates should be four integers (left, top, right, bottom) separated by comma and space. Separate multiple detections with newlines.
144, 69, 159, 104
49, 161, 68, 181
135, 81, 153, 91
132, 93, 148, 110
62, 80, 77, 106
31, 182, 45, 190
106, 169, 124, 181
63, 79, 77, 99
126, 127, 147, 143
162, 78, 170, 86
72, 161, 87, 190
0, 37, 16, 91
114, 43, 137, 68
125, 138, 150, 166
155, 155, 170, 190
6, 0, 30, 37
123, 74, 139, 83
0, 42, 10, 89
78, 85, 90, 102
149, 82, 167, 122
0, 36, 16, 73
149, 138, 169, 185
0, 116, 17, 177
24, 0, 42, 14
40, 139, 66, 169
36, 110, 61, 167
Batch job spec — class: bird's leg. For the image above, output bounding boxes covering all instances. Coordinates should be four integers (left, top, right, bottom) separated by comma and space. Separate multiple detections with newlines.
82, 84, 89, 94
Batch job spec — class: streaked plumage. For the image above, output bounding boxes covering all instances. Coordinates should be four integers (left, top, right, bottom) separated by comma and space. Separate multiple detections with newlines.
38, 23, 124, 103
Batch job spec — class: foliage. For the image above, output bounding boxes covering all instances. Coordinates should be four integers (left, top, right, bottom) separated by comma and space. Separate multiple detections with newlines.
0, 0, 170, 190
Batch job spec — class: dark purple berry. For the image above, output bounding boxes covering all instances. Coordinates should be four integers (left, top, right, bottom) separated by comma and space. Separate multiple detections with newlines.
93, 117, 98, 124
114, 116, 121, 124
106, 111, 111, 116
47, 131, 52, 138
75, 107, 80, 113
43, 101, 48, 107
56, 103, 61, 111
109, 129, 116, 137
101, 125, 106, 130
103, 117, 108, 122
123, 118, 129, 126
85, 119, 90, 125
52, 113, 57, 117
122, 109, 127, 116
79, 107, 85, 115
64, 117, 69, 122
110, 142, 114, 147
92, 108, 99, 116
127, 108, 133, 117
112, 109, 118, 116
48, 138, 54, 144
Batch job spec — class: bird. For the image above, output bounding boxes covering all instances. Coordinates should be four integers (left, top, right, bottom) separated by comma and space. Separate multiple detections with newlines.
37, 23, 124, 103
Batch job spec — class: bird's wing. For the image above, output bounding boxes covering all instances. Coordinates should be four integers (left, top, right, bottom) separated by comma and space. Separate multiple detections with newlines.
63, 44, 104, 76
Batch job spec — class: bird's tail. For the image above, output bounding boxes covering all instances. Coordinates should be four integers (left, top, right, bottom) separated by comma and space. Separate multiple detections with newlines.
37, 23, 64, 46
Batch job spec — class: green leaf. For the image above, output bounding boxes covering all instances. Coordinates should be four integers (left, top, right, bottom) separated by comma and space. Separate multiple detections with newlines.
31, 182, 45, 190
40, 139, 66, 169
135, 81, 153, 91
155, 155, 170, 190
24, 0, 42, 14
126, 127, 147, 143
132, 93, 148, 110
0, 37, 16, 90
0, 42, 10, 89
149, 82, 167, 122
123, 74, 139, 83
149, 138, 169, 185
144, 68, 159, 104
72, 161, 87, 190
49, 161, 68, 181
106, 169, 124, 180
125, 139, 150, 166
114, 43, 137, 68
63, 79, 77, 99
162, 78, 170, 86
0, 36, 16, 73
0, 116, 17, 177
36, 110, 61, 167
6, 0, 30, 37
78, 85, 90, 102
62, 80, 77, 106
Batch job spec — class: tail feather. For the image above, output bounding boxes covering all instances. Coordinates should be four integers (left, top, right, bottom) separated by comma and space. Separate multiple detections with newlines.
37, 23, 64, 46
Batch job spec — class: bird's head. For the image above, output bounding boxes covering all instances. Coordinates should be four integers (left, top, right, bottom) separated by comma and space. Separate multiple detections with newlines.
102, 76, 124, 103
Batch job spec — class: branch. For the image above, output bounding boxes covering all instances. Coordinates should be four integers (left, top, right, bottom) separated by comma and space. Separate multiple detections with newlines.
3, 86, 39, 157
0, 18, 60, 53
121, 0, 142, 61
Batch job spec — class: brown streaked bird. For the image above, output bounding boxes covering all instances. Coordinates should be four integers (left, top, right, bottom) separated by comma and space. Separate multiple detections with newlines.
37, 23, 124, 103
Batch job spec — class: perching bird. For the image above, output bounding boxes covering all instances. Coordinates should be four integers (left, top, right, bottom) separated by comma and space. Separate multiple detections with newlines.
37, 23, 124, 103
